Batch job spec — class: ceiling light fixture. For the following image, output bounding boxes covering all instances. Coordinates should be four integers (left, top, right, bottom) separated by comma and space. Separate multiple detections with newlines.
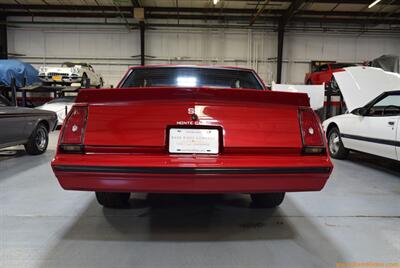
368, 0, 382, 8
213, 0, 220, 5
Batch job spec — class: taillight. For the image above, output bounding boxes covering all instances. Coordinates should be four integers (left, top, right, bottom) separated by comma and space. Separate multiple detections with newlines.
59, 104, 88, 153
298, 107, 326, 155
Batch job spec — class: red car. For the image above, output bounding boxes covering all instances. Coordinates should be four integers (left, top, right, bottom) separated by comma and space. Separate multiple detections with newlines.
51, 65, 333, 208
305, 63, 357, 85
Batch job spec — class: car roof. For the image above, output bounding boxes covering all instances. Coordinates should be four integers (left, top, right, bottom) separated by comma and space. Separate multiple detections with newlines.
127, 64, 256, 72
384, 90, 400, 94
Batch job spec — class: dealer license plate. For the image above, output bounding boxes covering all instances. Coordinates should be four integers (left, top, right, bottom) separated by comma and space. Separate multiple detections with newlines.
52, 75, 62, 81
169, 128, 219, 154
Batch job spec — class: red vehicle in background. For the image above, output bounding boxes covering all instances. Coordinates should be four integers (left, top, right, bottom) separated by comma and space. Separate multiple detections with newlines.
52, 65, 333, 209
305, 63, 357, 85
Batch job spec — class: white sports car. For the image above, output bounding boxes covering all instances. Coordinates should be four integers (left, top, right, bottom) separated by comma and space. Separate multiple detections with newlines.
322, 67, 400, 161
38, 62, 103, 88
36, 96, 76, 126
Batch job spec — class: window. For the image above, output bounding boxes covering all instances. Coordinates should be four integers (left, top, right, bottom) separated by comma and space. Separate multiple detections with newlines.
62, 62, 75, 67
331, 63, 357, 69
373, 94, 400, 107
318, 65, 329, 72
121, 67, 264, 90
62, 62, 88, 68
368, 94, 400, 116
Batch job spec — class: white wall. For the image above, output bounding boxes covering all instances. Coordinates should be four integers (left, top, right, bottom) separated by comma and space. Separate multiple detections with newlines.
7, 21, 400, 86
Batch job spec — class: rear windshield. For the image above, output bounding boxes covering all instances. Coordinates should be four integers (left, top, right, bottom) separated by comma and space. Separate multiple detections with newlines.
62, 62, 88, 67
120, 67, 264, 90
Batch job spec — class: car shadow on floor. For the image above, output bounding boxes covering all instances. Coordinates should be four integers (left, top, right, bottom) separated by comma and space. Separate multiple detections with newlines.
346, 151, 400, 177
37, 194, 346, 267
104, 193, 283, 241
0, 148, 55, 180
0, 148, 26, 159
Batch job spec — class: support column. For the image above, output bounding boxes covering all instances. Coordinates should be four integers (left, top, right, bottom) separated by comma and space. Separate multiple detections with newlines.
0, 15, 7, 59
140, 21, 145, 66
276, 19, 284, 84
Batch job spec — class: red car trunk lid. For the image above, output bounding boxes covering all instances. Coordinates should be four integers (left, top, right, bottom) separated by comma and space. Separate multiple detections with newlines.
79, 87, 308, 152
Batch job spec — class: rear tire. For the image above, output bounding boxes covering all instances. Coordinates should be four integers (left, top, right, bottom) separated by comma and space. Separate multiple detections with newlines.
327, 126, 349, 159
24, 123, 49, 155
95, 192, 130, 208
250, 192, 285, 208
306, 79, 312, 85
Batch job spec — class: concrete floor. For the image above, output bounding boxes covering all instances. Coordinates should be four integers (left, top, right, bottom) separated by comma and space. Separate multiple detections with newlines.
0, 131, 399, 268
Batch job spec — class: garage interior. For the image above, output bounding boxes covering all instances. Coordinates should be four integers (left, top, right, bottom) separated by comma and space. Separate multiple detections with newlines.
1, 1, 400, 268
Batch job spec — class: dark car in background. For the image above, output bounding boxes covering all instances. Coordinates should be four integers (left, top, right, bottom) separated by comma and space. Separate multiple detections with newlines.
0, 94, 57, 155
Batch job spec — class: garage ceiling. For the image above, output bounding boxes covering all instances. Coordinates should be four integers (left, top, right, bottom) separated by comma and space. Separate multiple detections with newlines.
1, 0, 400, 26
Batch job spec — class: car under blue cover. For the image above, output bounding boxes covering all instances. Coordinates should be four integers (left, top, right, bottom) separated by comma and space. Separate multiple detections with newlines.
0, 59, 39, 87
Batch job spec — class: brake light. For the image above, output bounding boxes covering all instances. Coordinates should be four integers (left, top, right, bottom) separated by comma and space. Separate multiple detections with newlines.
298, 107, 325, 154
59, 104, 88, 153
